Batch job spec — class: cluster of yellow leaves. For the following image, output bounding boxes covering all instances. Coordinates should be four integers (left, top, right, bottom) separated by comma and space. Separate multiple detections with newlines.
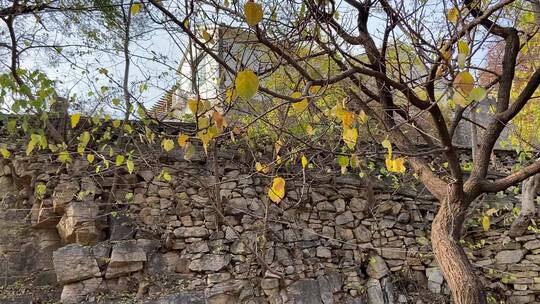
290, 91, 308, 114
482, 208, 498, 232
453, 70, 487, 106
334, 104, 359, 150
382, 138, 406, 173
256, 162, 271, 174
186, 97, 227, 155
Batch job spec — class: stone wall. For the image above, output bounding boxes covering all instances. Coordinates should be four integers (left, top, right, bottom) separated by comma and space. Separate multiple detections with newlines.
0, 146, 539, 304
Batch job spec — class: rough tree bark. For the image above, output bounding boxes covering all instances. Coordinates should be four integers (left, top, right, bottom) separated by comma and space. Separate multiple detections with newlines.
431, 196, 487, 304
510, 174, 540, 237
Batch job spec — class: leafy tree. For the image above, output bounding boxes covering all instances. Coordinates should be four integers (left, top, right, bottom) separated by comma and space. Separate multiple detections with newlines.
145, 0, 540, 303
479, 0, 540, 237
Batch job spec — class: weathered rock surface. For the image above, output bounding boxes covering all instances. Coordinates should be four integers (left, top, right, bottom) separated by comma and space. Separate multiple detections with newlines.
52, 244, 101, 284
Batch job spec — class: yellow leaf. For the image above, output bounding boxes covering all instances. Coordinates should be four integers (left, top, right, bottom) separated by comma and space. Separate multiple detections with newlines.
292, 99, 309, 113
225, 87, 237, 104
0, 148, 11, 158
358, 110, 368, 124
198, 131, 213, 154
197, 117, 209, 129
291, 91, 308, 111
115, 155, 125, 166
457, 53, 467, 69
244, 2, 263, 27
454, 71, 474, 94
482, 215, 490, 232
343, 127, 358, 149
457, 40, 469, 55
235, 69, 259, 101
340, 111, 355, 128
177, 133, 189, 148
162, 138, 174, 152
126, 159, 134, 174
276, 155, 282, 165
448, 7, 459, 24
113, 119, 121, 128
386, 157, 406, 173
453, 91, 470, 107
440, 44, 452, 61
306, 124, 315, 136
202, 30, 213, 43
275, 139, 284, 154
256, 162, 271, 174
268, 177, 285, 203
309, 85, 322, 94
87, 154, 95, 163
187, 99, 200, 115
130, 3, 141, 15
301, 154, 308, 169
71, 113, 81, 128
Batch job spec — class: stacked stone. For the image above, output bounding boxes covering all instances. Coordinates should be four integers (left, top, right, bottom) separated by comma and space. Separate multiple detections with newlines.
1, 149, 540, 303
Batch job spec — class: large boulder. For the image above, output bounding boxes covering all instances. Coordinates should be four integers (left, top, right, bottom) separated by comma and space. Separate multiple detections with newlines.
61, 277, 103, 304
105, 240, 147, 279
56, 202, 100, 245
52, 244, 101, 284
189, 254, 231, 272
367, 255, 390, 279
52, 181, 79, 214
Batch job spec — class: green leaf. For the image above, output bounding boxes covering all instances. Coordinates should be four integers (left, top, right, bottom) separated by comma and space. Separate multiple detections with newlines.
87, 154, 95, 163
126, 159, 134, 174
35, 183, 47, 197
162, 138, 174, 152
235, 69, 259, 101
0, 148, 11, 159
337, 155, 349, 174
26, 134, 41, 156
468, 87, 487, 102
115, 155, 125, 166
58, 151, 72, 163
80, 131, 91, 146
184, 142, 195, 161
161, 170, 172, 182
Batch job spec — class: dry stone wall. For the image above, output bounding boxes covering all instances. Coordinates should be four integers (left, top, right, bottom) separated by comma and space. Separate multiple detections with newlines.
0, 146, 539, 304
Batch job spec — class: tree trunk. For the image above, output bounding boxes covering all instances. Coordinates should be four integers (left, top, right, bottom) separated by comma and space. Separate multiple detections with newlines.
510, 174, 540, 237
431, 197, 487, 304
